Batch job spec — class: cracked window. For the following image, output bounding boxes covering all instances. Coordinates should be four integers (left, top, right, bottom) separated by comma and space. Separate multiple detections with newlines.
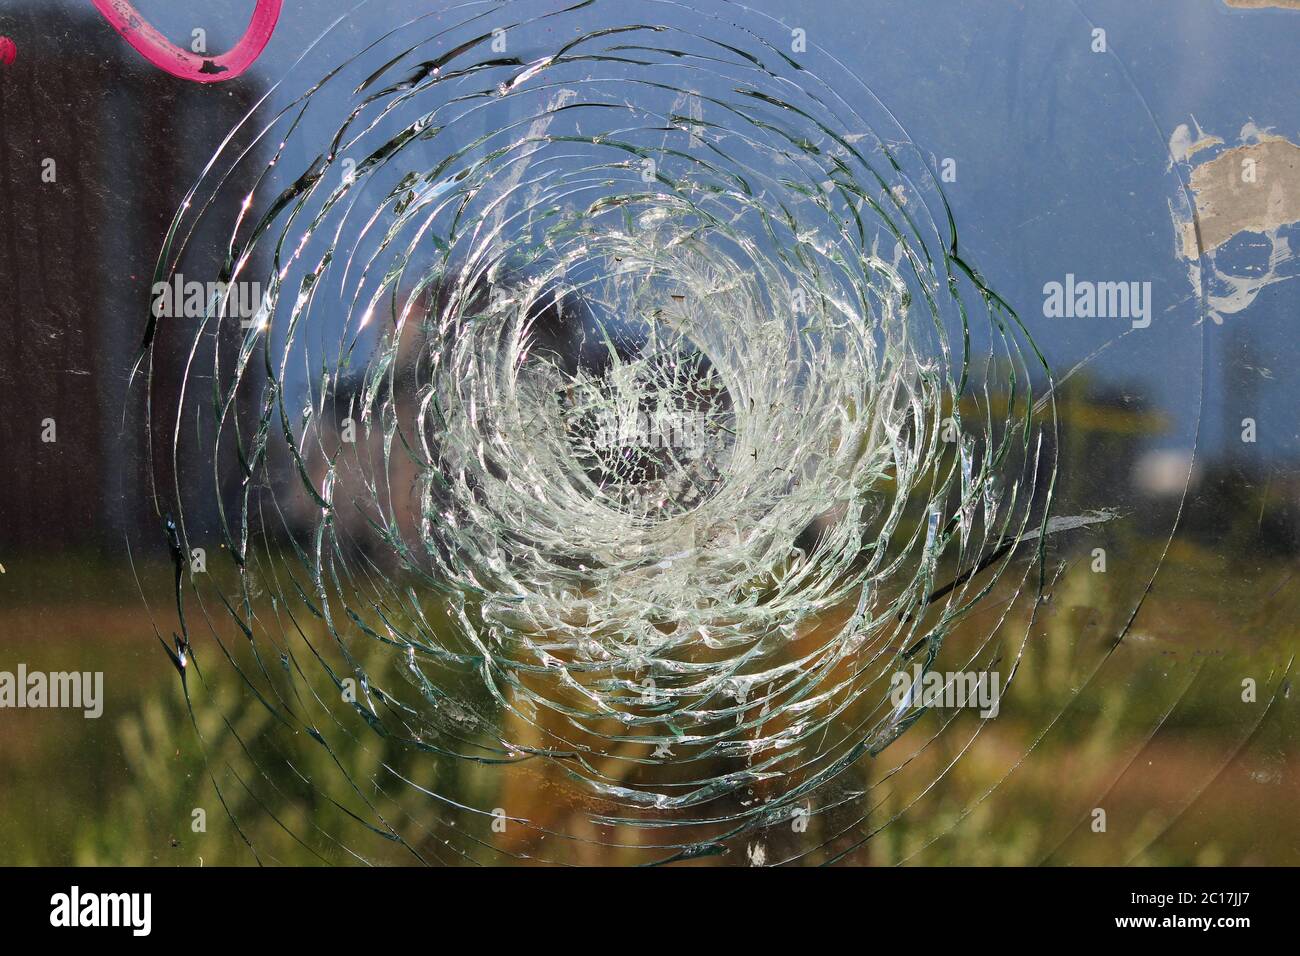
0, 0, 1297, 870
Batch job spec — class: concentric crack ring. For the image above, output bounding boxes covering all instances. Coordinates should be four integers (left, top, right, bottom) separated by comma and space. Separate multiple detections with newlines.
134, 0, 1055, 864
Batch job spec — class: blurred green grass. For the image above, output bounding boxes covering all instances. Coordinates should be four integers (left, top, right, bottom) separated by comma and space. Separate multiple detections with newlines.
1, 542, 1296, 865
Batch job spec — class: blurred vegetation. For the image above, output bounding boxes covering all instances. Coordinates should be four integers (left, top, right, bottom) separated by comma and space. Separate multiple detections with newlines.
2, 374, 1297, 864
0, 540, 1291, 866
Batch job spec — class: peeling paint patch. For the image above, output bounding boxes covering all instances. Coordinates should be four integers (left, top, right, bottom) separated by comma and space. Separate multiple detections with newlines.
1185, 139, 1300, 255
1171, 121, 1300, 321
1169, 118, 1223, 168
1223, 0, 1300, 9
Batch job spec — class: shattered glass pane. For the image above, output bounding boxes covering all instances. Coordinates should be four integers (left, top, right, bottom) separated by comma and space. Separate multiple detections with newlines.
2, 0, 1297, 868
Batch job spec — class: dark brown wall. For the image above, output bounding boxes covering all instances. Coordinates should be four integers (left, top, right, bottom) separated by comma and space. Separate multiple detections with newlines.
0, 4, 263, 557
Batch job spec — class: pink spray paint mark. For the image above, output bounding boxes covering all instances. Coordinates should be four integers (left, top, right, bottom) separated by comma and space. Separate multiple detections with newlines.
0, 36, 17, 67
91, 0, 282, 83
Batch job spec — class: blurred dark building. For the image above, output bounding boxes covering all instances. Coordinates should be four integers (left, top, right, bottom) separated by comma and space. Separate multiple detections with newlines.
0, 3, 265, 558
